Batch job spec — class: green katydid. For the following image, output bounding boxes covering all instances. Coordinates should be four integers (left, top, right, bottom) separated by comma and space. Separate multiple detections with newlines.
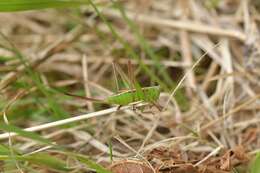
66, 60, 161, 111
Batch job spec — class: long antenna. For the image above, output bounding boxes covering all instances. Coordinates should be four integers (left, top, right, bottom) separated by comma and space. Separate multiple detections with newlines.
163, 42, 221, 111
65, 92, 104, 103
113, 60, 131, 89
127, 60, 135, 90
112, 61, 120, 93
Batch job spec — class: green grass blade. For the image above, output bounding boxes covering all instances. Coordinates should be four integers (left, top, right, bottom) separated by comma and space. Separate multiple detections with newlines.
0, 123, 53, 146
0, 0, 89, 12
0, 153, 71, 172
108, 141, 113, 162
250, 153, 260, 173
23, 154, 71, 172
77, 155, 113, 173
0, 144, 12, 155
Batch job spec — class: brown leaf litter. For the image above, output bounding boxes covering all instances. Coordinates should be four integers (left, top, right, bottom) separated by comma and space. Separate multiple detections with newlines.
109, 145, 250, 173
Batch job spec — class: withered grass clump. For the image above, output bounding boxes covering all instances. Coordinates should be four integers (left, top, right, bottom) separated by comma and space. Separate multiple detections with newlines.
0, 0, 259, 172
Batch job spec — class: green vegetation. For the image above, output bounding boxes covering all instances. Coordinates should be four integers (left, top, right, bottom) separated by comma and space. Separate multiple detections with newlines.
0, 0, 88, 12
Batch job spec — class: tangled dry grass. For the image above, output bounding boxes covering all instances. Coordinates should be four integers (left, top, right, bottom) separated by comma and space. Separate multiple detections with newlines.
0, 0, 260, 172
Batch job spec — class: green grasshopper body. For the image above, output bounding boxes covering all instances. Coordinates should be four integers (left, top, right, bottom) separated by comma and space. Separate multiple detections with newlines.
66, 86, 160, 107
65, 61, 161, 110
106, 86, 160, 106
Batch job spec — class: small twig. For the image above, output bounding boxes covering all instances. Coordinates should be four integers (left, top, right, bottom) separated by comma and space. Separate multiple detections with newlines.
194, 146, 222, 166
48, 54, 189, 67
143, 135, 196, 152
82, 55, 94, 111
23, 146, 53, 156
180, 0, 196, 94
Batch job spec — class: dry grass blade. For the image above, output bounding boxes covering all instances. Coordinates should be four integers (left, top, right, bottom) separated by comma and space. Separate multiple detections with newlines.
0, 103, 146, 140
102, 9, 246, 41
